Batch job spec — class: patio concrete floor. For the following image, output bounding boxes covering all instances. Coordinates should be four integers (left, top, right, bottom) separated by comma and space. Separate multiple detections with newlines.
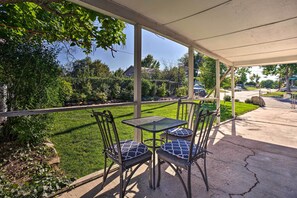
60, 101, 297, 198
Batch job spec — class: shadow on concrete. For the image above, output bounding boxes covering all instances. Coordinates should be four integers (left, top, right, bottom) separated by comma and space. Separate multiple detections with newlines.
67, 119, 297, 198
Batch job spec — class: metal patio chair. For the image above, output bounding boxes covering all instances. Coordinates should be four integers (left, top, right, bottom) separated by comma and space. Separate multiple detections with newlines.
162, 99, 203, 141
92, 110, 152, 198
156, 109, 217, 198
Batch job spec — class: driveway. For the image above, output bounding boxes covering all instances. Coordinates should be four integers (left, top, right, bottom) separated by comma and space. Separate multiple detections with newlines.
220, 89, 275, 102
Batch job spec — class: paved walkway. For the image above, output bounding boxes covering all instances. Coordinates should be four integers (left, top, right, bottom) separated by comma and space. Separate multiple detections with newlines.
59, 99, 297, 198
263, 96, 293, 109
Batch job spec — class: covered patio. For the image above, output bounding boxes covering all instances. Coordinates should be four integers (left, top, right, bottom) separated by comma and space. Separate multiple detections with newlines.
58, 0, 297, 197
59, 105, 297, 197
70, 0, 297, 128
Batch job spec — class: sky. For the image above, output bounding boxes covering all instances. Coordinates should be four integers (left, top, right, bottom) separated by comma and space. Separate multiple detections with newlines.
57, 23, 277, 81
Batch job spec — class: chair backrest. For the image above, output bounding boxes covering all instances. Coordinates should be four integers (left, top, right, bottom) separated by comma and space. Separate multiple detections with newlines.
188, 109, 217, 162
176, 99, 202, 130
92, 110, 123, 164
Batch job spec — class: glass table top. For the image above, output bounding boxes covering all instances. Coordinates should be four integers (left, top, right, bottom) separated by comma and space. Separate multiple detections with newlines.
122, 116, 187, 132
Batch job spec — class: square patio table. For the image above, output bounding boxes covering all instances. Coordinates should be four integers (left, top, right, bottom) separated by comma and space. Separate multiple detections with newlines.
122, 116, 187, 189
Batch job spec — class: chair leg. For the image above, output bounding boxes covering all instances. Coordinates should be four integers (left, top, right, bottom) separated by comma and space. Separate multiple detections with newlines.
194, 159, 209, 191
100, 155, 108, 191
187, 165, 192, 198
119, 168, 124, 198
157, 157, 161, 187
204, 157, 209, 191
149, 159, 153, 188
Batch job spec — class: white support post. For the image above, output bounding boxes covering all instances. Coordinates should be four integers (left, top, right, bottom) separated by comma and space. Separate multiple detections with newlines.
231, 66, 235, 118
188, 47, 194, 100
134, 24, 142, 142
216, 60, 220, 125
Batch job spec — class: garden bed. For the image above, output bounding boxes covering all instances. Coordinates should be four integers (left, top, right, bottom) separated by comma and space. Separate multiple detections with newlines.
0, 142, 73, 197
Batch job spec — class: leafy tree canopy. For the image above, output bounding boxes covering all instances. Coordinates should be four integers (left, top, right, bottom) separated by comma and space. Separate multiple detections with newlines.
262, 64, 297, 91
178, 53, 203, 70
198, 56, 227, 89
70, 57, 110, 78
250, 73, 260, 84
235, 67, 251, 85
0, 0, 126, 53
141, 54, 160, 69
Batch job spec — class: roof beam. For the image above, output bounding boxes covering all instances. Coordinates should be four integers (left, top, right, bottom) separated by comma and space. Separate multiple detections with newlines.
234, 55, 297, 67
69, 0, 233, 66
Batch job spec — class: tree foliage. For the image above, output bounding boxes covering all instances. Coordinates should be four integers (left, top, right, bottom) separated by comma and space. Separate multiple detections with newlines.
250, 73, 260, 84
235, 67, 251, 85
198, 56, 227, 89
260, 79, 278, 89
178, 53, 203, 77
141, 54, 160, 69
262, 64, 297, 91
162, 66, 186, 86
69, 57, 110, 78
0, 0, 126, 53
0, 42, 63, 110
0, 41, 66, 143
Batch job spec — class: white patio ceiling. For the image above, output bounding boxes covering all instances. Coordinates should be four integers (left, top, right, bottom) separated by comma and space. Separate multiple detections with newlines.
71, 0, 297, 67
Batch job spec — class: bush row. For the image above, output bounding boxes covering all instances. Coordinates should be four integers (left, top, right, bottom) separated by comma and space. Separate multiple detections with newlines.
66, 77, 188, 104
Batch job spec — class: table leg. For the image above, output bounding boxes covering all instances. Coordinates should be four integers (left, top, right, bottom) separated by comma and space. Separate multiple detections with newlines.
152, 132, 156, 190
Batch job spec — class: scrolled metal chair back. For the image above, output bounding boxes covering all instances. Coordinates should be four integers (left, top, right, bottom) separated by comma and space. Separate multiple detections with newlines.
176, 99, 202, 131
189, 109, 217, 162
92, 110, 123, 164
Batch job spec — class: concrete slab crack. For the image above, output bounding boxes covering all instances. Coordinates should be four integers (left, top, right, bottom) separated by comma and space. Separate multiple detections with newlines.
217, 139, 260, 197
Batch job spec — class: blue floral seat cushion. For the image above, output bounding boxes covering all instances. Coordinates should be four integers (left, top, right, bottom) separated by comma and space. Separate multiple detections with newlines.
166, 127, 193, 137
113, 140, 148, 161
161, 139, 200, 159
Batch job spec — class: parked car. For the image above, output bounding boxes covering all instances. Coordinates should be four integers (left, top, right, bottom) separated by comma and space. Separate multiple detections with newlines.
234, 85, 243, 92
194, 84, 207, 97
280, 86, 297, 92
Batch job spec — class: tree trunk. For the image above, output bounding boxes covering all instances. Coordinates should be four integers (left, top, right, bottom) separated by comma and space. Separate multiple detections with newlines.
0, 84, 7, 124
285, 66, 291, 92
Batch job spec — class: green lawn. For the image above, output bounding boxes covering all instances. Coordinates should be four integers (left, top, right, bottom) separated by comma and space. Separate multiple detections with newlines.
262, 91, 284, 98
49, 101, 258, 178
245, 86, 258, 91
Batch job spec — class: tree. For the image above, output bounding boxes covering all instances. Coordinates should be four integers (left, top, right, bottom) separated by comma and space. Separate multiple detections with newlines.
70, 57, 110, 78
90, 60, 110, 77
162, 66, 186, 86
198, 56, 227, 89
262, 64, 297, 91
0, 41, 64, 143
141, 54, 160, 69
0, 0, 126, 53
260, 80, 278, 89
113, 68, 125, 78
178, 53, 203, 77
235, 67, 251, 85
250, 73, 260, 84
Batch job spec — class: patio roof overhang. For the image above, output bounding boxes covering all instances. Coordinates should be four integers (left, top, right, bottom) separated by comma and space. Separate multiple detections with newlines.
70, 0, 297, 67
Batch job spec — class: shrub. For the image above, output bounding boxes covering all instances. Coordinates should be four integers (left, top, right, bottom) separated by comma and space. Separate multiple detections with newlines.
235, 99, 240, 102
95, 92, 107, 103
223, 95, 231, 102
142, 79, 152, 98
176, 86, 188, 97
1, 115, 51, 145
157, 83, 167, 97
120, 88, 133, 101
0, 41, 63, 144
150, 83, 157, 96
110, 83, 121, 100
58, 78, 73, 102
245, 98, 252, 103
